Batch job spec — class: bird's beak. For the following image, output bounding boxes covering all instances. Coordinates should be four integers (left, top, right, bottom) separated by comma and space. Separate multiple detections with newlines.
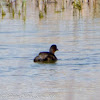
56, 48, 58, 51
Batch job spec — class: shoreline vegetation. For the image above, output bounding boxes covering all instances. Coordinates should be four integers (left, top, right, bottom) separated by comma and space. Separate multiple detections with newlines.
0, 0, 98, 20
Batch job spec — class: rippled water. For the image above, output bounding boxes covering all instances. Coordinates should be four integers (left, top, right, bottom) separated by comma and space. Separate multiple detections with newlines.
0, 0, 100, 100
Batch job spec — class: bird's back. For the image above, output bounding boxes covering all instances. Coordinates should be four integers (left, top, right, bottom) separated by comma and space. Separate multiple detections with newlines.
34, 52, 57, 63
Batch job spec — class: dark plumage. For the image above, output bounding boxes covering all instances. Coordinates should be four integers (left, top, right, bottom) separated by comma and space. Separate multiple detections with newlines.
34, 44, 58, 63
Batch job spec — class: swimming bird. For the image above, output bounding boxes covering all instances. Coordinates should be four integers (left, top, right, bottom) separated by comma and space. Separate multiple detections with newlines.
34, 44, 58, 63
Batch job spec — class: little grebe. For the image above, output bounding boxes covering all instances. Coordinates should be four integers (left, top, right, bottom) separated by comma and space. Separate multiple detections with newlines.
34, 44, 58, 63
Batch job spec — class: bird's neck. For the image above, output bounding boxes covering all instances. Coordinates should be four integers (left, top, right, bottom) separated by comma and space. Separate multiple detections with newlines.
49, 49, 55, 54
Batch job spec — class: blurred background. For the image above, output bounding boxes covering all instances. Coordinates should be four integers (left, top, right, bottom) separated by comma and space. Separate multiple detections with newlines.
0, 0, 100, 100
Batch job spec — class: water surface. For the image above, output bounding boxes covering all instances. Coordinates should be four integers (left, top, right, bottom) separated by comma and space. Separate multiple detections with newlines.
0, 0, 100, 100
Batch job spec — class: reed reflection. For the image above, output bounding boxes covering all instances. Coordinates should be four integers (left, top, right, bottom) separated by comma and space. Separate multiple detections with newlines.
0, 0, 99, 21
0, 0, 26, 21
